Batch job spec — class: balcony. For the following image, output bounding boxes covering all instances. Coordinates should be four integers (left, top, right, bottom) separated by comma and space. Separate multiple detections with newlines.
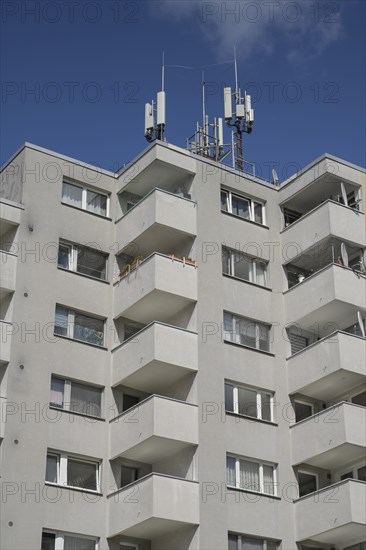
281, 200, 365, 254
284, 264, 365, 331
0, 396, 6, 438
295, 479, 366, 546
115, 189, 196, 256
108, 473, 199, 538
110, 395, 198, 461
288, 331, 366, 400
0, 252, 16, 292
0, 198, 22, 226
114, 253, 197, 324
0, 321, 12, 363
112, 322, 197, 391
291, 402, 366, 469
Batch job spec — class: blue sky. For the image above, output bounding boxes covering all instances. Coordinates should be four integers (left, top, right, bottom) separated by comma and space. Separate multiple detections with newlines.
1, 0, 365, 179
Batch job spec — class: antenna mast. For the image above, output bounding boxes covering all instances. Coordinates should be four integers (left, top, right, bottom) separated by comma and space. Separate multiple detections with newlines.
144, 53, 166, 142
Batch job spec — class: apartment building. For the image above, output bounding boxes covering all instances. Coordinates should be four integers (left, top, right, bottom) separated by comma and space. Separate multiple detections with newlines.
0, 140, 365, 550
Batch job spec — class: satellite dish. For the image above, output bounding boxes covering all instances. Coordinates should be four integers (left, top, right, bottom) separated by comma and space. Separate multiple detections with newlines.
340, 242, 349, 267
357, 311, 365, 338
340, 182, 348, 206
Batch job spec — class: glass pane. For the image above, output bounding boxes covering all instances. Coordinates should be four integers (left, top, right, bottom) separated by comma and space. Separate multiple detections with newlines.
255, 261, 267, 286
76, 246, 107, 280
123, 394, 139, 412
232, 195, 250, 219
238, 318, 256, 348
42, 533, 55, 550
54, 306, 68, 336
62, 182, 82, 208
64, 535, 95, 550
70, 382, 102, 417
266, 541, 278, 550
341, 471, 353, 481
225, 383, 234, 412
357, 465, 366, 481
258, 324, 270, 351
228, 534, 239, 550
237, 387, 257, 418
294, 402, 313, 422
253, 202, 263, 224
121, 466, 138, 487
58, 244, 71, 269
73, 314, 104, 346
352, 391, 366, 407
221, 190, 228, 211
226, 456, 236, 486
222, 248, 231, 274
263, 464, 274, 495
260, 393, 272, 421
50, 377, 64, 408
298, 472, 317, 497
224, 312, 235, 341
46, 455, 58, 483
242, 537, 263, 550
240, 460, 260, 492
87, 190, 107, 216
67, 459, 97, 491
234, 253, 251, 280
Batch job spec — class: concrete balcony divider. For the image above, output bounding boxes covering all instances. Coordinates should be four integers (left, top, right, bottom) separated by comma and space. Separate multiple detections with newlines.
0, 396, 6, 438
287, 331, 366, 400
281, 200, 365, 252
114, 253, 197, 323
284, 264, 366, 330
112, 322, 198, 391
0, 252, 16, 292
0, 321, 12, 363
295, 479, 366, 546
110, 395, 198, 462
115, 189, 197, 255
291, 402, 366, 469
108, 474, 199, 539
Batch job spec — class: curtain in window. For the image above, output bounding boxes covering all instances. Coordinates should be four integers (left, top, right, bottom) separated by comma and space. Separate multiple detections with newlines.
221, 191, 228, 211
255, 262, 266, 286
54, 306, 68, 336
70, 382, 101, 417
225, 384, 234, 412
233, 196, 250, 219
50, 377, 64, 407
67, 459, 97, 491
260, 392, 271, 421
240, 460, 260, 492
226, 456, 236, 486
86, 190, 107, 216
73, 314, 104, 346
258, 324, 270, 351
58, 244, 71, 269
242, 537, 263, 550
224, 313, 235, 342
46, 455, 58, 483
77, 247, 106, 279
238, 319, 256, 348
62, 182, 82, 208
222, 248, 230, 274
234, 253, 251, 280
253, 202, 263, 224
263, 464, 274, 494
228, 535, 239, 550
238, 387, 257, 417
63, 536, 95, 550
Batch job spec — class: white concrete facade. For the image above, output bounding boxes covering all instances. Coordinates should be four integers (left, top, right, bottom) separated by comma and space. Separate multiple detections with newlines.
0, 141, 365, 550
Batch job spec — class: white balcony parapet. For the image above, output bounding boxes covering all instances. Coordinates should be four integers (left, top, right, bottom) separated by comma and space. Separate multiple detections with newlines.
0, 320, 13, 363
0, 252, 17, 292
291, 401, 366, 469
108, 473, 199, 539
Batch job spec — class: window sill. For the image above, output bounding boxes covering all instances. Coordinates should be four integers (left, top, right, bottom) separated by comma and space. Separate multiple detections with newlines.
49, 405, 105, 422
221, 209, 269, 229
224, 339, 275, 356
61, 201, 112, 221
225, 411, 278, 427
44, 482, 102, 496
53, 333, 107, 350
223, 273, 272, 291
226, 485, 281, 500
57, 266, 110, 285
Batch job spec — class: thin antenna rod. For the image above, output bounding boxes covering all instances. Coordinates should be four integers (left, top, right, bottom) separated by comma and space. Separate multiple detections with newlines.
202, 71, 205, 130
162, 51, 165, 91
234, 46, 239, 102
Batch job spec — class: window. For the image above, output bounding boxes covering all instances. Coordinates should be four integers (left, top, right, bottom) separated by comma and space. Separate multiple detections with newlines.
225, 382, 273, 422
121, 466, 138, 488
58, 241, 107, 280
42, 531, 97, 550
339, 463, 366, 482
50, 376, 102, 417
120, 544, 139, 550
122, 394, 140, 412
224, 312, 270, 352
351, 390, 366, 407
222, 248, 268, 286
344, 543, 366, 550
45, 452, 100, 492
229, 533, 279, 550
288, 330, 308, 355
227, 455, 277, 496
294, 400, 314, 422
54, 305, 105, 347
221, 189, 265, 225
62, 180, 109, 217
298, 471, 317, 497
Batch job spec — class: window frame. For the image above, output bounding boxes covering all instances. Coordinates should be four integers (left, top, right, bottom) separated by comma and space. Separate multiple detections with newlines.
224, 311, 271, 352
228, 533, 280, 550
225, 381, 274, 423
221, 188, 266, 225
50, 375, 103, 418
222, 246, 268, 287
45, 451, 101, 493
120, 465, 139, 488
42, 529, 98, 550
293, 399, 315, 423
227, 454, 278, 497
54, 305, 105, 347
297, 470, 318, 497
62, 180, 110, 218
335, 460, 366, 483
58, 240, 108, 281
